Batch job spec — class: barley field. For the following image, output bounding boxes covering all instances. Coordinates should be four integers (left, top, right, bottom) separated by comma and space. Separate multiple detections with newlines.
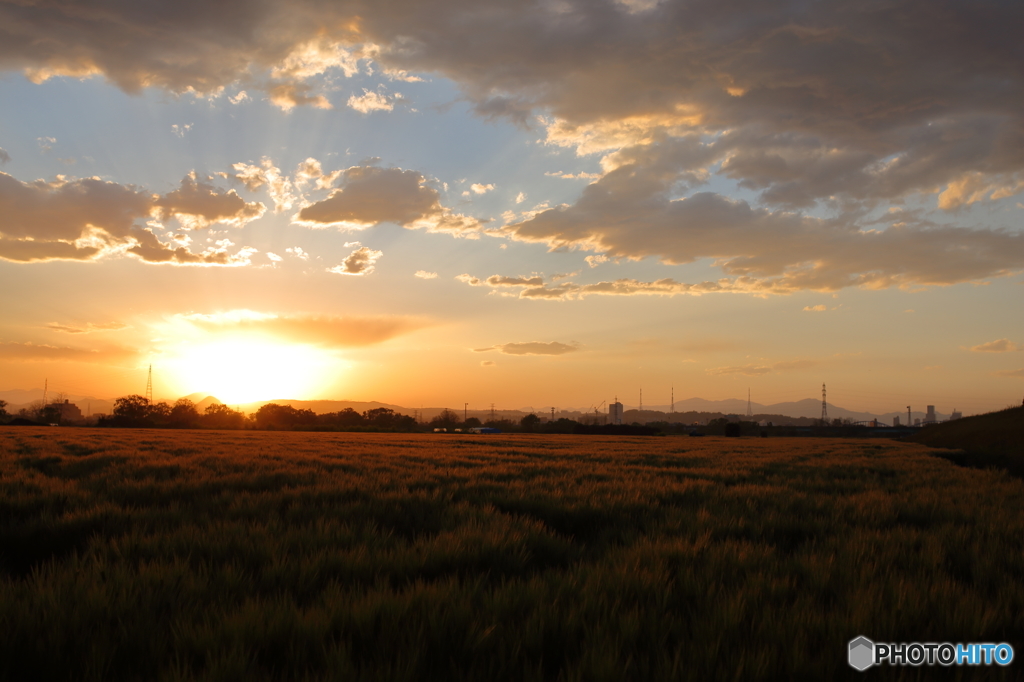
1, 427, 1021, 681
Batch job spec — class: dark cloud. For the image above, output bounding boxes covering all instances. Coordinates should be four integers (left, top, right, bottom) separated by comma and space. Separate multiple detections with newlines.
3, 0, 1024, 281
501, 182, 1024, 292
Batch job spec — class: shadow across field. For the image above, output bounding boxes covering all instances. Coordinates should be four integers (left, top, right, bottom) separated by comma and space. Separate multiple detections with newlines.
1, 428, 1022, 681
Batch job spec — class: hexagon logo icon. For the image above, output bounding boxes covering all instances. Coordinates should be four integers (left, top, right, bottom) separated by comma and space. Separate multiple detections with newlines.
849, 636, 874, 671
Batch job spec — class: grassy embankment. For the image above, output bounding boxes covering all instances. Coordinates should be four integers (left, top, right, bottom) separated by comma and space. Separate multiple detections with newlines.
909, 405, 1024, 477
2, 428, 1022, 681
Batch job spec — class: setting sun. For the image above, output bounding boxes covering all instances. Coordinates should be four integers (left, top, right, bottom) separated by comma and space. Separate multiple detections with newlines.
165, 339, 339, 405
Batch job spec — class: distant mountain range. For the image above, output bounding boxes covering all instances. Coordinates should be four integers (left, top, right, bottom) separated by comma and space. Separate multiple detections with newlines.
0, 389, 953, 424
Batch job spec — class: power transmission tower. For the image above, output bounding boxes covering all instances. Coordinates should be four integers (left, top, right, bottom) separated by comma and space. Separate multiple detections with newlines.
550, 406, 555, 421
671, 385, 674, 413
146, 365, 153, 403
43, 378, 48, 405
464, 402, 468, 423
747, 388, 753, 418
490, 403, 496, 421
639, 387, 643, 412
821, 383, 828, 424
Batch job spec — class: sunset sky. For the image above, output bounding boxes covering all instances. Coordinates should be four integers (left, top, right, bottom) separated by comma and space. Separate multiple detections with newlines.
1, 0, 1023, 415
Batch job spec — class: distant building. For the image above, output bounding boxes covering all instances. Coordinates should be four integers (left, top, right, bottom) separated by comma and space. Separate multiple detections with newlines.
59, 400, 82, 422
949, 409, 962, 421
609, 401, 624, 425
924, 405, 937, 424
893, 416, 901, 427
914, 418, 921, 426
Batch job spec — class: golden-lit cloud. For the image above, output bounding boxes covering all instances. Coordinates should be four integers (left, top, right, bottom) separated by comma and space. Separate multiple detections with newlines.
0, 171, 261, 265
231, 159, 295, 213
180, 310, 429, 348
803, 305, 827, 312
154, 173, 265, 228
0, 341, 138, 363
296, 166, 440, 228
294, 165, 482, 235
474, 342, 579, 356
456, 271, 793, 301
414, 270, 438, 279
706, 360, 817, 377
328, 246, 383, 276
347, 89, 398, 113
970, 339, 1022, 353
45, 321, 129, 334
500, 180, 1024, 292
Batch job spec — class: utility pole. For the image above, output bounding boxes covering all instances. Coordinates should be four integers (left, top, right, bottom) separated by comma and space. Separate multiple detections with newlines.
671, 385, 674, 413
639, 387, 643, 412
747, 388, 753, 418
907, 405, 912, 426
821, 383, 828, 424
43, 378, 48, 405
146, 365, 153, 403
464, 402, 468, 423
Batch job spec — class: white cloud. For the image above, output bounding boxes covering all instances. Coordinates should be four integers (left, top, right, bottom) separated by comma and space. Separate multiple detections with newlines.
515, 192, 526, 204
267, 252, 282, 262
171, 123, 193, 138
470, 183, 494, 194
285, 246, 310, 260
414, 270, 438, 279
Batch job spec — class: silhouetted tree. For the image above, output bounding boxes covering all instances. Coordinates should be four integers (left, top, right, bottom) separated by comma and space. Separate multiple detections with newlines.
0, 399, 7, 423
169, 399, 201, 428
253, 403, 316, 430
203, 403, 245, 429
149, 402, 172, 427
463, 417, 482, 428
430, 409, 460, 430
331, 408, 364, 427
520, 413, 540, 432
112, 395, 152, 427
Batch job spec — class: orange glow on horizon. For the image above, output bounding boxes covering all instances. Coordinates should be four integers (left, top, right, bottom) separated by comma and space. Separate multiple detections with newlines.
163, 338, 343, 404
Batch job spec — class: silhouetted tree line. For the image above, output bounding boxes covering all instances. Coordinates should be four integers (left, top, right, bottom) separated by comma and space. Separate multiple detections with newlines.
93, 396, 422, 432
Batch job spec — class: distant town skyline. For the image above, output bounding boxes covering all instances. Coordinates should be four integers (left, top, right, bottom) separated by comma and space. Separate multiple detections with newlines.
1, 1, 1023, 415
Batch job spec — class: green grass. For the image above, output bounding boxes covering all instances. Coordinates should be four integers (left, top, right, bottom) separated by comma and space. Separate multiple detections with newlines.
1, 428, 1022, 681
